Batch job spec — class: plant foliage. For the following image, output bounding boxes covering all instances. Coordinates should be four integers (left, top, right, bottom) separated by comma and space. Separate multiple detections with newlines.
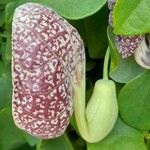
0, 0, 150, 150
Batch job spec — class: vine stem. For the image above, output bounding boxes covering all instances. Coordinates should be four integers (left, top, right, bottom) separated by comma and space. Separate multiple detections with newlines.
103, 47, 110, 80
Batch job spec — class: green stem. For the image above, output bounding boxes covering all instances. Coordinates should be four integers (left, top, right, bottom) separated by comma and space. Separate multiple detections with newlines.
103, 47, 110, 80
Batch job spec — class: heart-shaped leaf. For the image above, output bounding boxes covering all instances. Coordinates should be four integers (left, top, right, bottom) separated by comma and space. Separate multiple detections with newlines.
119, 71, 150, 130
113, 0, 150, 35
110, 56, 145, 83
5, 0, 107, 22
87, 118, 147, 150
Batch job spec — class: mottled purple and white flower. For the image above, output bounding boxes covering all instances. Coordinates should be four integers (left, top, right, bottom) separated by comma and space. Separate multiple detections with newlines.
115, 35, 144, 58
12, 3, 85, 139
108, 0, 144, 59
108, 0, 116, 10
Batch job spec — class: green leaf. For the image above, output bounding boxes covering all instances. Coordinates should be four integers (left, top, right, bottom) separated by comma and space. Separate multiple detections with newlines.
0, 5, 5, 10
5, 1, 17, 25
84, 6, 108, 58
0, 42, 7, 62
107, 26, 145, 83
0, 64, 12, 110
113, 0, 150, 35
0, 37, 11, 64
69, 19, 87, 45
5, 30, 11, 64
86, 61, 96, 72
0, 0, 16, 4
43, 0, 107, 20
110, 56, 145, 83
15, 143, 36, 150
5, 0, 107, 23
107, 26, 120, 70
145, 133, 150, 150
0, 108, 26, 150
38, 134, 74, 150
0, 10, 5, 26
87, 118, 147, 150
0, 25, 11, 64
119, 71, 150, 130
24, 133, 40, 147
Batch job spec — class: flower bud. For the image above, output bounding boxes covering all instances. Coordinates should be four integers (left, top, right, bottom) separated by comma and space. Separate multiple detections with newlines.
85, 79, 118, 142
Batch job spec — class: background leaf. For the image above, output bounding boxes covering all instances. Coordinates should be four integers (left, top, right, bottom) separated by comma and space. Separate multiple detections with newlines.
24, 133, 40, 147
87, 118, 147, 150
107, 26, 120, 67
0, 0, 16, 5
119, 71, 150, 130
38, 134, 74, 150
113, 0, 150, 35
86, 61, 96, 72
0, 108, 26, 150
0, 63, 12, 111
110, 56, 145, 83
84, 5, 108, 58
0, 30, 11, 64
0, 10, 5, 26
5, 0, 107, 21
107, 27, 145, 83
0, 0, 149, 150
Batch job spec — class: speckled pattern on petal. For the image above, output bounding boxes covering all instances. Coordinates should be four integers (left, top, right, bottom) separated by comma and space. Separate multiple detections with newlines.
107, 0, 143, 58
12, 3, 85, 139
115, 35, 144, 58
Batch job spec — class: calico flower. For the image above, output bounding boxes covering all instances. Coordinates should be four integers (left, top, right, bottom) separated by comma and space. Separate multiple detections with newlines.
108, 0, 150, 69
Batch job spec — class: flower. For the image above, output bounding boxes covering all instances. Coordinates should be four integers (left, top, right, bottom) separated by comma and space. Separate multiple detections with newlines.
108, 0, 150, 69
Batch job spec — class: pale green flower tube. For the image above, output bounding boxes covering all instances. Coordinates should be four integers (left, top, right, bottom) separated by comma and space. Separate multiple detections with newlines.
73, 48, 118, 143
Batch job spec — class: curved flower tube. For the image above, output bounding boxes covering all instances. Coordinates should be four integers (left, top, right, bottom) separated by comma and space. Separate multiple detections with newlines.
12, 3, 118, 142
73, 48, 118, 143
